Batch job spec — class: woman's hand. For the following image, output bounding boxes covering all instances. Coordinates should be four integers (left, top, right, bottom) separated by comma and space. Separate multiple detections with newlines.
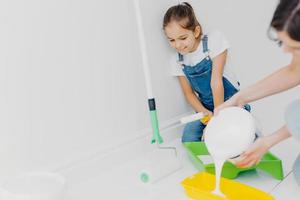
233, 137, 271, 168
214, 93, 245, 115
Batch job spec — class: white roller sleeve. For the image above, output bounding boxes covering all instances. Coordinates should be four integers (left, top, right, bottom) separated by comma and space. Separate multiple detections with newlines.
180, 112, 205, 124
140, 149, 182, 183
133, 0, 153, 99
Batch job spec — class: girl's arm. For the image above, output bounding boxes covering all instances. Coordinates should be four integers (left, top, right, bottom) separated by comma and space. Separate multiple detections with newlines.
178, 76, 212, 115
211, 50, 227, 107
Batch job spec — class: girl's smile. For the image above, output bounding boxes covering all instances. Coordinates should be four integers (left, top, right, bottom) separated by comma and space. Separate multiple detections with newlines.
164, 21, 200, 54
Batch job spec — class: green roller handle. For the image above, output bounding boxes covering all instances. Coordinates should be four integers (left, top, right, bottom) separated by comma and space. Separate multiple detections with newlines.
150, 110, 163, 144
148, 98, 163, 144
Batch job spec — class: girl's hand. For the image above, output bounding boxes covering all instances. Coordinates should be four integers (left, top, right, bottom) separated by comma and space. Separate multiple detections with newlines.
201, 110, 213, 125
233, 137, 271, 168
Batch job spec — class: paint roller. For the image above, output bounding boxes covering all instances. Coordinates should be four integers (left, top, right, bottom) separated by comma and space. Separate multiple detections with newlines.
133, 0, 182, 184
139, 110, 210, 183
180, 112, 211, 124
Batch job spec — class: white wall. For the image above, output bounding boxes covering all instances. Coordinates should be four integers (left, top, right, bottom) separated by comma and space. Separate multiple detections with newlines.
0, 0, 188, 180
189, 0, 300, 134
0, 0, 298, 181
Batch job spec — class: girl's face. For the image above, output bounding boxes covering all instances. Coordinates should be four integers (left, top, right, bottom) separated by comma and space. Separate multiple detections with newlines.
164, 21, 201, 55
277, 31, 300, 57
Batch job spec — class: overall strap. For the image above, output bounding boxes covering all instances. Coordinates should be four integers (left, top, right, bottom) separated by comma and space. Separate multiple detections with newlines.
177, 53, 184, 62
202, 35, 209, 57
177, 53, 184, 68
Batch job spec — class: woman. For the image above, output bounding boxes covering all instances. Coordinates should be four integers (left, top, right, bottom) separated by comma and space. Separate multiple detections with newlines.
215, 0, 300, 184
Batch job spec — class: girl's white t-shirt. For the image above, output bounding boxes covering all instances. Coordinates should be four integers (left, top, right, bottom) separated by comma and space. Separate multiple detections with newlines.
170, 30, 239, 89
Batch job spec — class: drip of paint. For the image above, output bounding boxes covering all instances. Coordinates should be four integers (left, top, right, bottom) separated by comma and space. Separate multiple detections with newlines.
204, 107, 256, 197
212, 158, 226, 197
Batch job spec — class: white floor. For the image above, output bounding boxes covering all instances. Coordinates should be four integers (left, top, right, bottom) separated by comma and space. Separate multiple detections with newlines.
62, 137, 300, 200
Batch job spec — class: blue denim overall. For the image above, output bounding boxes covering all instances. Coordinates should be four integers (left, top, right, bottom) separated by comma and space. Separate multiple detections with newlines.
179, 35, 250, 142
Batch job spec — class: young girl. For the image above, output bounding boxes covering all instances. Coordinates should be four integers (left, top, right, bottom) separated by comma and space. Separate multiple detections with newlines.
163, 2, 249, 142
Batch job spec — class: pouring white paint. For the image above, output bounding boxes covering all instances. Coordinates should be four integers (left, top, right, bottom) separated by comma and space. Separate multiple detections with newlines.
204, 107, 256, 197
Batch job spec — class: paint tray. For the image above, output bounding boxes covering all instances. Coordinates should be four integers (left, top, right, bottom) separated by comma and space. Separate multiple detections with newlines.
181, 172, 275, 200
183, 142, 283, 180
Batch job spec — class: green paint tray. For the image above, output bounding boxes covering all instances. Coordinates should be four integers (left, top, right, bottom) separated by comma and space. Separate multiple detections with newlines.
183, 142, 284, 180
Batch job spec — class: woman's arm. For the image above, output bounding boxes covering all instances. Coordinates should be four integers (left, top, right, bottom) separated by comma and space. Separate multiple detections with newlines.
216, 61, 300, 112
235, 126, 291, 168
178, 76, 212, 115
211, 50, 227, 107
233, 63, 300, 105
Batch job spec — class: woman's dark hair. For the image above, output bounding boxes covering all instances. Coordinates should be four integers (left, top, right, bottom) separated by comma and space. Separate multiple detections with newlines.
269, 0, 300, 42
163, 2, 202, 37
